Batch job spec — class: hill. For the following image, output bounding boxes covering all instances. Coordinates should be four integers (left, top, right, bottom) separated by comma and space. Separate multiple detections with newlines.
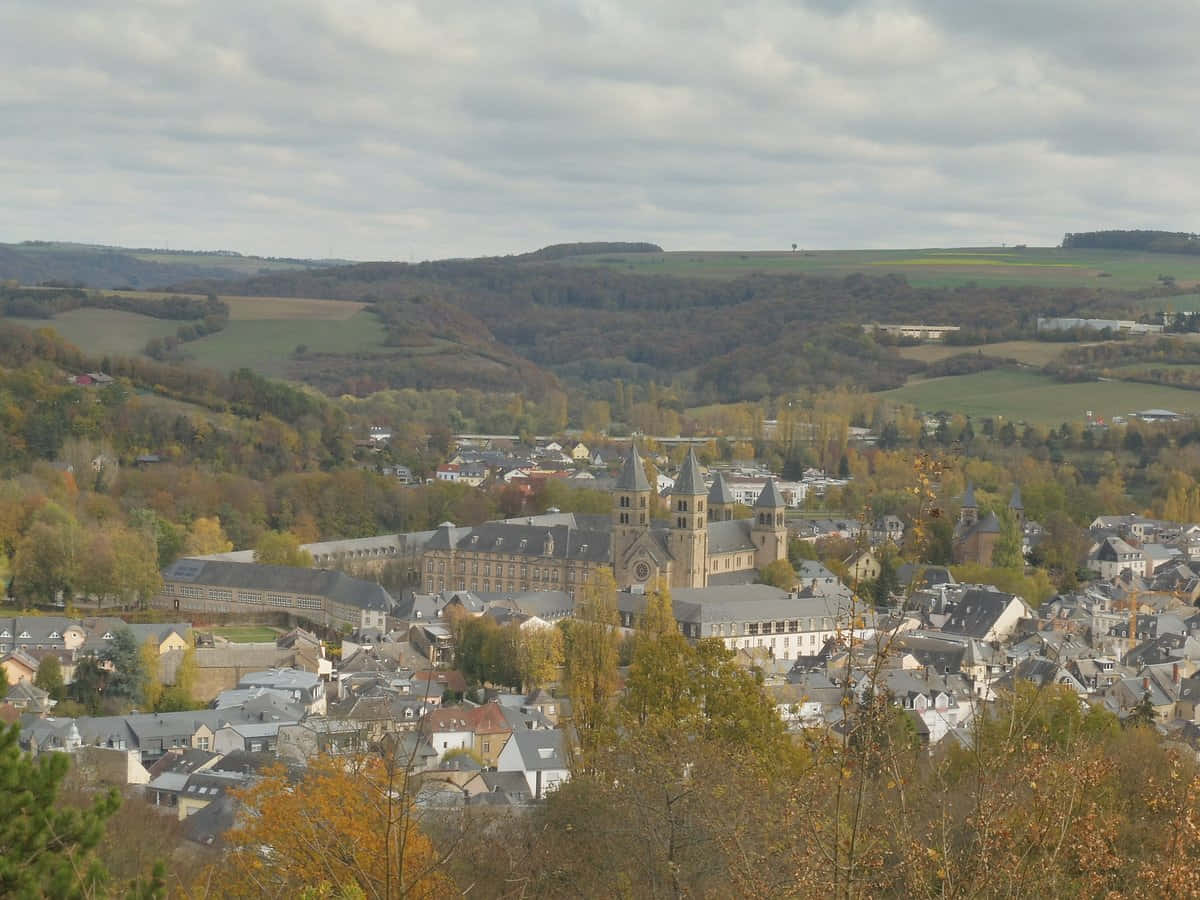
0, 241, 346, 290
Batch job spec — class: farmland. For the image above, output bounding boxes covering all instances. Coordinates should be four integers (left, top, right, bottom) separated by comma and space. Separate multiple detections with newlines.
5, 308, 181, 356
894, 340, 1088, 368
182, 309, 387, 376
552, 246, 1200, 290
877, 367, 1200, 424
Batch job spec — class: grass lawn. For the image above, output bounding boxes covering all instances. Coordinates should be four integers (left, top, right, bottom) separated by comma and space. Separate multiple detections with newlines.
182, 309, 387, 376
211, 626, 280, 643
876, 367, 1200, 424
4, 308, 181, 356
111, 290, 365, 321
552, 246, 1200, 290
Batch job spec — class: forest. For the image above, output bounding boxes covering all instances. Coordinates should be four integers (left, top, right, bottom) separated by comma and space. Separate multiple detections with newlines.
1063, 229, 1200, 255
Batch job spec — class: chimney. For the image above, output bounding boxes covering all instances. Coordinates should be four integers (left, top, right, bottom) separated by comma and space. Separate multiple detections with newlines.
1143, 676, 1150, 692
1174, 663, 1181, 685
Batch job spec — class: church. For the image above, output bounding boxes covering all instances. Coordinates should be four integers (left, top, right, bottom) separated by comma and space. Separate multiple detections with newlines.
611, 444, 788, 590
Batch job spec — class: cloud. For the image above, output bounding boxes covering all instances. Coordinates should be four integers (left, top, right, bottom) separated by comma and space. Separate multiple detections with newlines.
2, 0, 1199, 260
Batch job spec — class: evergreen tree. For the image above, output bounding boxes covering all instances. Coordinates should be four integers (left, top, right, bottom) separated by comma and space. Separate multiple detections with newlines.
0, 723, 120, 898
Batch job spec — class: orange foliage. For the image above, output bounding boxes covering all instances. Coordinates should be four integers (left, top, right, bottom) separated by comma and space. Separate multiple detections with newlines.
223, 755, 453, 899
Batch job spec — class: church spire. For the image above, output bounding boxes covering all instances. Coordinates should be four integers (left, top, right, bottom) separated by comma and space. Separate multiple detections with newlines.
615, 442, 651, 493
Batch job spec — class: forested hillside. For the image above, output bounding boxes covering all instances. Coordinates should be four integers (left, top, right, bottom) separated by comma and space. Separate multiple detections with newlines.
190, 258, 1117, 403
0, 241, 337, 289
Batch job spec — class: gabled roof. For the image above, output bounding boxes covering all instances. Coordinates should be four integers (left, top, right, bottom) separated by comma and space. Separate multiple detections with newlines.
708, 471, 736, 505
509, 728, 567, 771
673, 449, 707, 496
754, 478, 785, 509
615, 443, 651, 493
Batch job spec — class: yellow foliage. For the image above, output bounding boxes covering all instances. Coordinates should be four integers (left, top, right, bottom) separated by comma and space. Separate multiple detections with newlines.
223, 755, 453, 899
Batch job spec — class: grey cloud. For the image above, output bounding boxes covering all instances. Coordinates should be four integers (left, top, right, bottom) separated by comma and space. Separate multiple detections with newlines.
2, 0, 1199, 259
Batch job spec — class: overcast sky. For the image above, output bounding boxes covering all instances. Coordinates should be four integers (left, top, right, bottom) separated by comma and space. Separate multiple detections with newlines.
2, 0, 1197, 261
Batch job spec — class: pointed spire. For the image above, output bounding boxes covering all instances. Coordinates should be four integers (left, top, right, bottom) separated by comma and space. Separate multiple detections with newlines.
673, 448, 707, 495
615, 442, 651, 492
755, 477, 785, 509
707, 471, 736, 505
1009, 484, 1023, 510
962, 482, 977, 508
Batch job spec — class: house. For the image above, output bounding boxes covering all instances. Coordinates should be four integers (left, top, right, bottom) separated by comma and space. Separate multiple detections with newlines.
235, 669, 326, 716
212, 722, 285, 755
421, 707, 476, 760
941, 589, 1031, 644
276, 718, 369, 764
494, 727, 569, 800
571, 442, 590, 461
1091, 536, 1149, 580
0, 649, 40, 685
844, 550, 881, 585
6, 681, 55, 715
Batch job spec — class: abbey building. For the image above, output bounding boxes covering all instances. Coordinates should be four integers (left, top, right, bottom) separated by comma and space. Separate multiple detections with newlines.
611, 444, 788, 590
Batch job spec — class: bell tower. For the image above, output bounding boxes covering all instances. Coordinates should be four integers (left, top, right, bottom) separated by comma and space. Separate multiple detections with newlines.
752, 477, 787, 571
707, 471, 736, 522
612, 442, 652, 586
670, 448, 708, 588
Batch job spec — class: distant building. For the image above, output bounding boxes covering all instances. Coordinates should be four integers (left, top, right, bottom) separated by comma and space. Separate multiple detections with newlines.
154, 559, 391, 632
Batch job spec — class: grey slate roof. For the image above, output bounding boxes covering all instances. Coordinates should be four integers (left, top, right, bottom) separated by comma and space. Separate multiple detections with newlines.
673, 449, 707, 496
615, 443, 651, 492
706, 520, 756, 553
1009, 485, 1023, 510
962, 483, 977, 508
754, 477, 785, 509
708, 471, 737, 505
163, 559, 391, 611
449, 523, 611, 563
942, 589, 1018, 639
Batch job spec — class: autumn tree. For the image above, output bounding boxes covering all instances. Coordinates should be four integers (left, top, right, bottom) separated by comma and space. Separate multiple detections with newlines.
757, 557, 796, 590
33, 653, 64, 701
11, 503, 80, 606
183, 515, 233, 556
223, 755, 453, 899
254, 530, 314, 567
563, 568, 621, 771
517, 624, 564, 691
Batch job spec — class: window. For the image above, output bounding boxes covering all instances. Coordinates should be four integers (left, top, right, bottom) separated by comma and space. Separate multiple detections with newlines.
239, 592, 262, 604
426, 561, 434, 573
48, 631, 60, 639
748, 623, 759, 636
266, 592, 293, 607
196, 737, 210, 751
482, 741, 490, 754
789, 620, 799, 632
677, 500, 688, 512
620, 495, 630, 508
775, 621, 785, 634
297, 596, 322, 610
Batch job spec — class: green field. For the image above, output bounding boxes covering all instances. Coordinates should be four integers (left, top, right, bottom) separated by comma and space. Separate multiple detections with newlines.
182, 309, 387, 376
553, 246, 1200, 290
877, 367, 1200, 424
4, 308, 182, 356
211, 626, 280, 643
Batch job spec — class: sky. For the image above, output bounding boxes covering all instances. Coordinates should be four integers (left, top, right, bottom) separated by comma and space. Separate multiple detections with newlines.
2, 0, 1198, 261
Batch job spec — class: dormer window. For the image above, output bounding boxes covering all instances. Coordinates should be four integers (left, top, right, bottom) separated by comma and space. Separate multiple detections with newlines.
496, 537, 503, 547
519, 539, 528, 550
102, 632, 113, 640
49, 632, 60, 639
471, 535, 479, 545
18, 631, 30, 639
0, 631, 9, 638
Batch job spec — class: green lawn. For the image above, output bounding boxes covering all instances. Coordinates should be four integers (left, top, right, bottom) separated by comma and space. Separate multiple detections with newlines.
211, 626, 280, 643
552, 247, 1200, 290
182, 309, 387, 376
876, 367, 1200, 424
4, 308, 181, 356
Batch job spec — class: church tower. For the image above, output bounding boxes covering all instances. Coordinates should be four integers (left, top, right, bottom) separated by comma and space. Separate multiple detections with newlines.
612, 442, 652, 586
752, 477, 787, 571
670, 448, 708, 588
960, 482, 979, 528
1009, 485, 1025, 529
707, 471, 736, 522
